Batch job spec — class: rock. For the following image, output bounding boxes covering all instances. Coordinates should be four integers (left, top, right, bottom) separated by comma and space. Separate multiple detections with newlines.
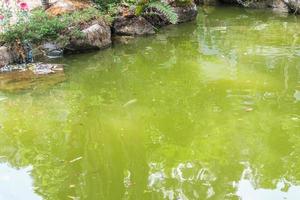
0, 46, 13, 68
272, 0, 290, 12
65, 19, 111, 52
8, 41, 34, 64
0, 64, 27, 73
116, 4, 136, 17
174, 3, 198, 23
0, 43, 32, 68
0, 63, 64, 75
41, 42, 64, 58
112, 16, 155, 36
46, 0, 90, 16
28, 63, 64, 75
221, 0, 289, 12
283, 0, 300, 13
143, 12, 170, 28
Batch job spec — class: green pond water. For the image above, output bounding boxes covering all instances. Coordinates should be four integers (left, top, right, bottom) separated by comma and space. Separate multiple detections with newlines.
0, 6, 300, 200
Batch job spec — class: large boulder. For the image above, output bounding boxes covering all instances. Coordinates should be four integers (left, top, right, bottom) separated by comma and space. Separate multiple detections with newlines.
112, 16, 155, 36
0, 46, 13, 68
65, 19, 112, 52
46, 0, 90, 16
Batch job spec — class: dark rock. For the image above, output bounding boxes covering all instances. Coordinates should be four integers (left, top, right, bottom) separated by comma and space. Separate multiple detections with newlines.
143, 12, 170, 28
174, 3, 198, 23
41, 42, 64, 58
283, 0, 300, 13
65, 20, 111, 52
1, 42, 34, 68
9, 41, 34, 64
112, 16, 156, 36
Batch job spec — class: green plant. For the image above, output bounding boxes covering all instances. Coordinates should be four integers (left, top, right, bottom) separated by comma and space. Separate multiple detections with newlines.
0, 8, 103, 44
93, 0, 121, 11
0, 10, 65, 43
135, 0, 178, 24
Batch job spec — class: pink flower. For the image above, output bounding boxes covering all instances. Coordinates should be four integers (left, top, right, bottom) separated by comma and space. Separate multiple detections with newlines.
0, 15, 4, 20
19, 2, 29, 11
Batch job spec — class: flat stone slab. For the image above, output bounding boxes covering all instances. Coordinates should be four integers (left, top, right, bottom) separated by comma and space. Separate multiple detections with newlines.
0, 63, 64, 75
0, 63, 65, 92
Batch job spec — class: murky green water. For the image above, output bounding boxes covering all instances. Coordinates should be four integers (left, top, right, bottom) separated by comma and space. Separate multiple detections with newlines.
0, 6, 300, 200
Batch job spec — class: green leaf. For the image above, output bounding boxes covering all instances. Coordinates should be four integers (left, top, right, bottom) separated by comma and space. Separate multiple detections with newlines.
147, 2, 178, 24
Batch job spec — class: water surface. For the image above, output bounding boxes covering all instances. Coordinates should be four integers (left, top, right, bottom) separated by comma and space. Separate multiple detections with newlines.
0, 6, 300, 200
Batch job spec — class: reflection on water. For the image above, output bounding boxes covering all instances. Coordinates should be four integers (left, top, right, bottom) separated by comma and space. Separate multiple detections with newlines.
237, 179, 300, 200
0, 6, 299, 200
237, 164, 300, 200
0, 164, 41, 200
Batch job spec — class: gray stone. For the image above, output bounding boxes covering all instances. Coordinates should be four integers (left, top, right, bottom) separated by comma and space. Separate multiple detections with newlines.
113, 16, 155, 36
283, 0, 300, 13
41, 42, 64, 58
272, 0, 290, 13
0, 46, 12, 68
0, 63, 64, 75
65, 20, 111, 52
28, 63, 64, 75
